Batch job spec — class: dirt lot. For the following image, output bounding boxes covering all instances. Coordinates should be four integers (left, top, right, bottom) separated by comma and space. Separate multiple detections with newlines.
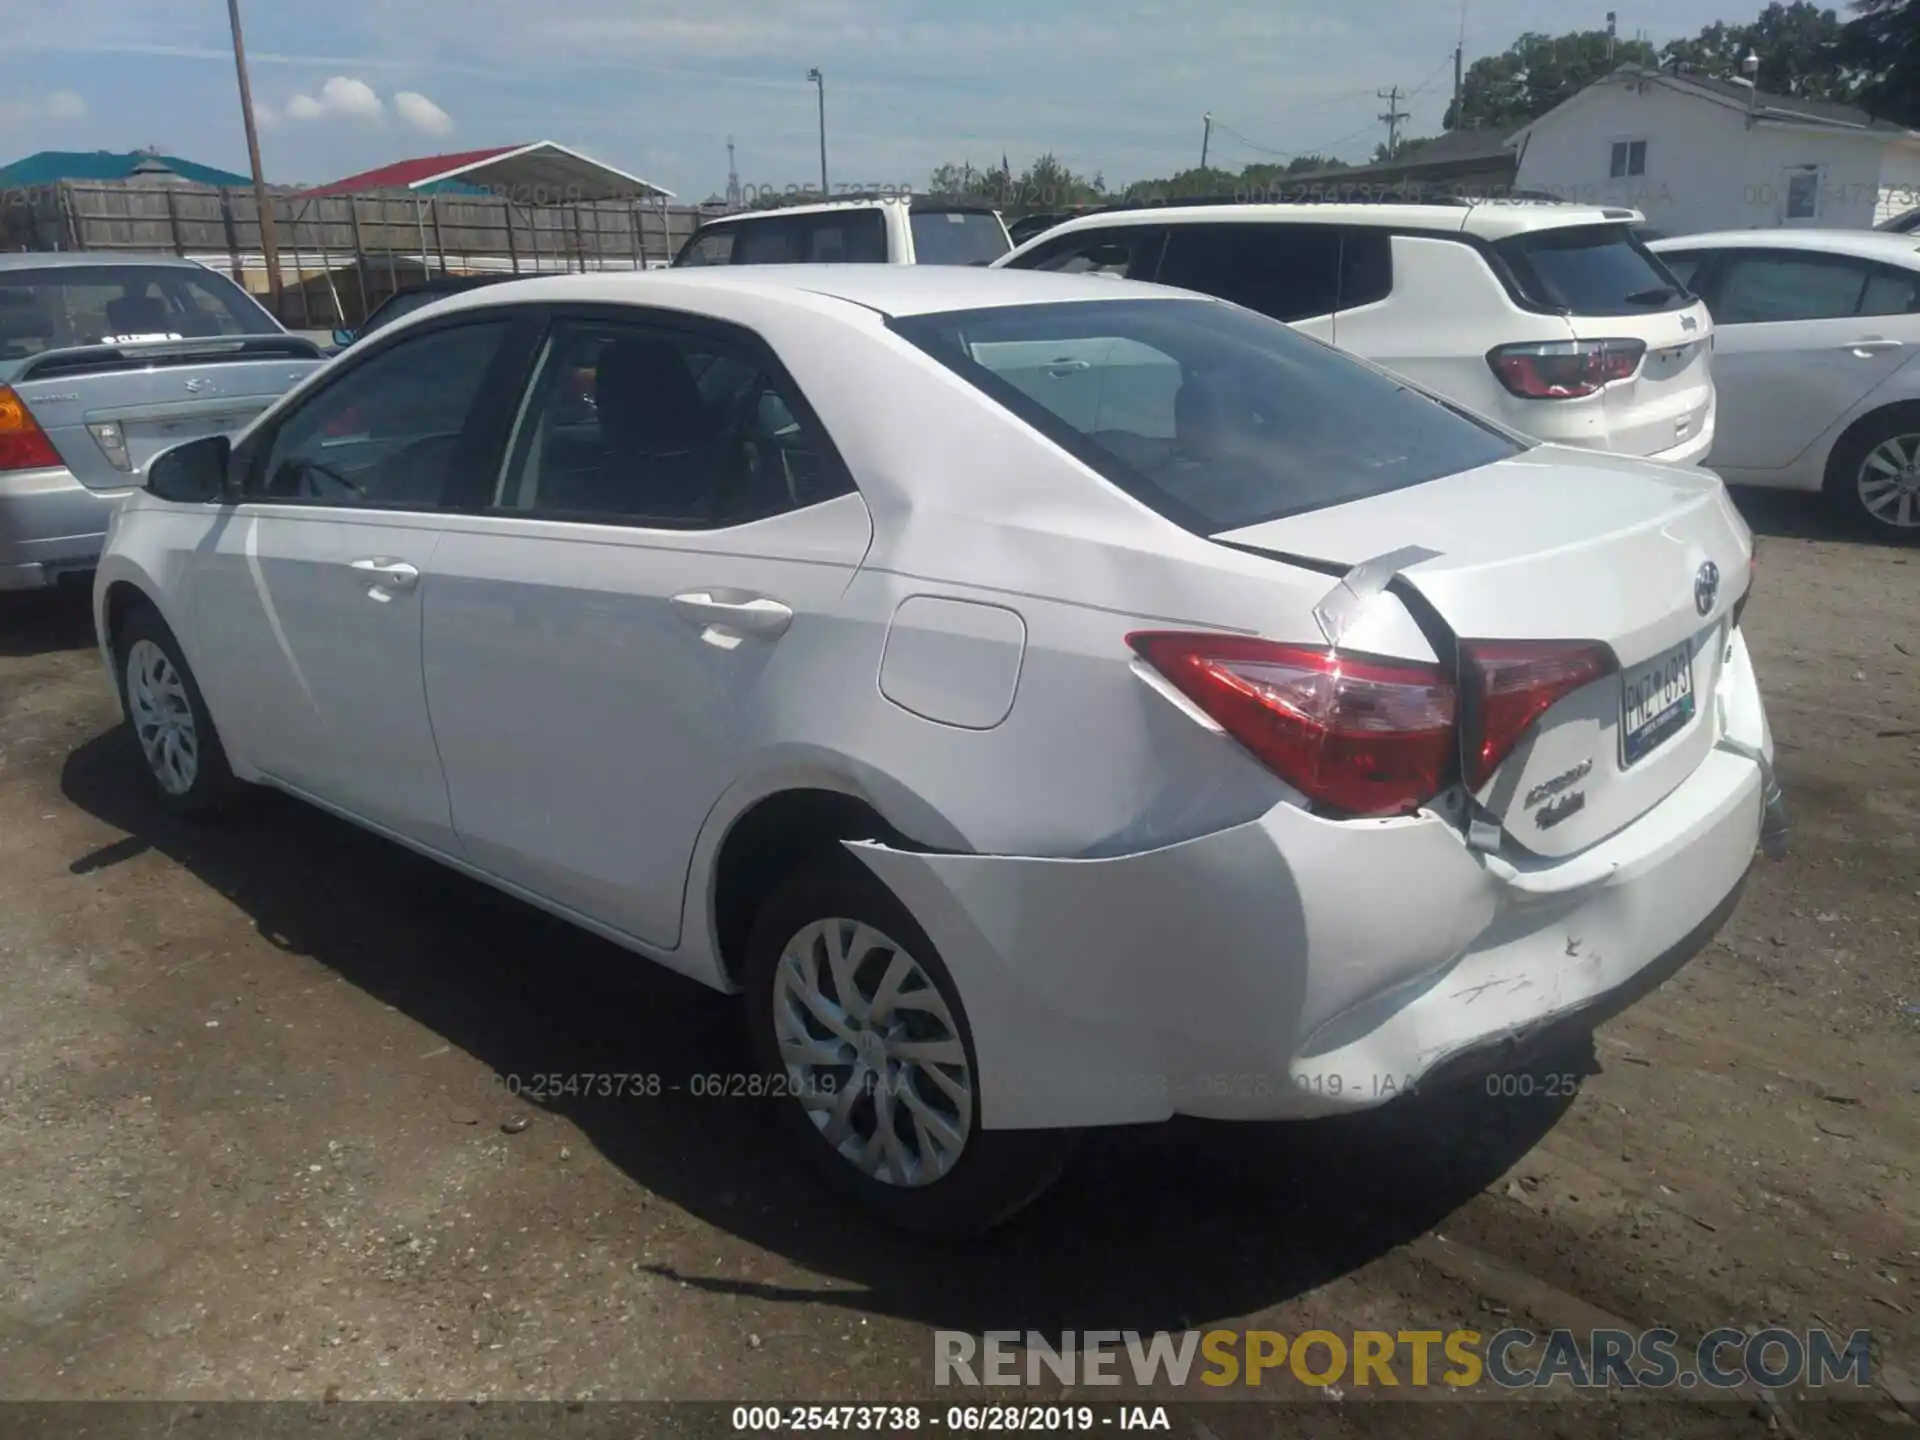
0, 491, 1916, 1436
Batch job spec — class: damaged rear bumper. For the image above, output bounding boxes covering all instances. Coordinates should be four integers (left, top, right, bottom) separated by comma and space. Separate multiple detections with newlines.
850, 634, 1774, 1132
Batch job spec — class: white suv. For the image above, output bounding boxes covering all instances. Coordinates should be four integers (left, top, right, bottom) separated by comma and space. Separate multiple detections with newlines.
674, 197, 1013, 268
996, 200, 1716, 465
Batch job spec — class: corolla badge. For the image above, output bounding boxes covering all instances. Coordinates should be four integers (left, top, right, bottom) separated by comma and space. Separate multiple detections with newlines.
1694, 560, 1720, 616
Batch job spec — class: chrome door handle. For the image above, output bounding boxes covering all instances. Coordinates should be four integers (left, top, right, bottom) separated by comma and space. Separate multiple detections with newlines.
1046, 359, 1090, 377
349, 557, 419, 596
670, 591, 793, 637
1849, 338, 1903, 356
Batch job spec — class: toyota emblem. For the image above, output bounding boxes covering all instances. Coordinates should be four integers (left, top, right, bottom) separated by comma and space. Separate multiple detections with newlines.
1694, 560, 1720, 616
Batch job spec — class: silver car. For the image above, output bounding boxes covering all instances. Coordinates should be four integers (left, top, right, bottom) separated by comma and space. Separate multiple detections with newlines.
0, 253, 324, 591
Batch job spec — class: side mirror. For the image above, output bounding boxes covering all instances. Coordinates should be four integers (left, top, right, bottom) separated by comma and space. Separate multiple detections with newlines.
331, 327, 355, 348
145, 434, 232, 504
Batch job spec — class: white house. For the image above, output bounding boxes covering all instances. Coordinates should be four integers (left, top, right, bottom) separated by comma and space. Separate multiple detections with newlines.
1511, 63, 1920, 236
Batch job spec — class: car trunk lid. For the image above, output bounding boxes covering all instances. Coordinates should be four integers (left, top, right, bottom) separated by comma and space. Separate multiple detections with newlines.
8, 337, 321, 489
1214, 446, 1753, 857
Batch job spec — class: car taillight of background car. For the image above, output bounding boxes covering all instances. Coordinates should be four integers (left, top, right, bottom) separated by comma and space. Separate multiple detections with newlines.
1486, 338, 1648, 400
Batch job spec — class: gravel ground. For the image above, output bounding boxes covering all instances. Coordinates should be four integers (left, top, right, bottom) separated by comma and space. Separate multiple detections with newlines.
0, 489, 1915, 1437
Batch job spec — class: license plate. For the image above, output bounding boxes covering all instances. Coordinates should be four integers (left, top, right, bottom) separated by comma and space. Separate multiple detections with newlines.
1621, 640, 1695, 766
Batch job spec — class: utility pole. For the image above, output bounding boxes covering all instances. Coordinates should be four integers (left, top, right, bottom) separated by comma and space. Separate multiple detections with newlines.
1452, 46, 1464, 126
225, 0, 282, 314
1376, 85, 1409, 160
725, 135, 740, 207
1606, 10, 1617, 61
1200, 112, 1213, 170
805, 68, 828, 198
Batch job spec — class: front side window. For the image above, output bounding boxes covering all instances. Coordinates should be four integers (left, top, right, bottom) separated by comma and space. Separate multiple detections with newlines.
732, 218, 802, 265
0, 263, 278, 360
252, 320, 511, 507
676, 228, 738, 267
494, 319, 850, 527
891, 298, 1522, 533
796, 211, 888, 262
1712, 253, 1869, 324
1012, 226, 1163, 279
1154, 224, 1343, 323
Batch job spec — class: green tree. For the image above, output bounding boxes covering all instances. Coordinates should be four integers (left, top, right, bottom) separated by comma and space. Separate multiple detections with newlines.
1445, 29, 1658, 131
1660, 3, 1853, 99
1840, 0, 1920, 123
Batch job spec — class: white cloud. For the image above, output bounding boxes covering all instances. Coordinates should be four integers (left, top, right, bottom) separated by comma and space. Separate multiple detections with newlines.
394, 90, 454, 137
0, 89, 89, 123
253, 99, 281, 128
284, 74, 384, 123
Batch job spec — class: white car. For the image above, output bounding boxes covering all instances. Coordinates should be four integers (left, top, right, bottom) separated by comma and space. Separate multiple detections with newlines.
995, 199, 1717, 466
94, 266, 1781, 1232
674, 196, 1012, 268
1648, 230, 1920, 537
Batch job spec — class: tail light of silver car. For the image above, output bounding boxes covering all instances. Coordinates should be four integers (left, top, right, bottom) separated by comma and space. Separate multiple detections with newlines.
0, 386, 61, 472
1487, 338, 1647, 400
86, 420, 133, 472
1130, 631, 1620, 817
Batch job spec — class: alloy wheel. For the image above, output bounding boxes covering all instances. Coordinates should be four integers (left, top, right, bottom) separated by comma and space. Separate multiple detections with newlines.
1857, 433, 1920, 530
771, 917, 973, 1186
125, 638, 199, 796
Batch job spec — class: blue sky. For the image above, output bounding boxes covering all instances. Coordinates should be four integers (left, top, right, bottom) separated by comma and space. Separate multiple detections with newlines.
3, 0, 1768, 198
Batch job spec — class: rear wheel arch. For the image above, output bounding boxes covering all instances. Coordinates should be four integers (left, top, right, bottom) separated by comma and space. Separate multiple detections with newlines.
707, 786, 920, 990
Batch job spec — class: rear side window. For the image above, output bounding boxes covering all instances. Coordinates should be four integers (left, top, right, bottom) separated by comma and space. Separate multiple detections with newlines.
1338, 230, 1394, 309
1862, 263, 1920, 315
1155, 224, 1342, 323
0, 263, 278, 359
1496, 224, 1691, 316
890, 298, 1522, 533
1712, 252, 1871, 323
908, 209, 1011, 265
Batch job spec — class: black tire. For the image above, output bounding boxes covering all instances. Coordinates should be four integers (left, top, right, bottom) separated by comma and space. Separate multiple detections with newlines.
112, 602, 242, 817
1824, 404, 1920, 541
742, 851, 1074, 1235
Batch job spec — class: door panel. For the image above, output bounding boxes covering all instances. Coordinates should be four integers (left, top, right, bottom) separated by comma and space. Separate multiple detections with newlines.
420, 311, 871, 949
187, 317, 523, 849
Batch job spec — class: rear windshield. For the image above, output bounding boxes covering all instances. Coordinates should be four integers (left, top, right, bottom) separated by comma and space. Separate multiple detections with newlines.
0, 264, 279, 362
909, 209, 1011, 266
1495, 224, 1693, 316
890, 298, 1523, 533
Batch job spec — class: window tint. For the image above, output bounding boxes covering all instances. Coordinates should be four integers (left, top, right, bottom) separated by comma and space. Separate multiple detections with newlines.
797, 211, 888, 262
909, 209, 1011, 265
1496, 224, 1689, 315
1860, 264, 1920, 316
1338, 230, 1393, 309
1014, 227, 1162, 278
495, 320, 851, 527
253, 320, 511, 507
733, 218, 800, 264
890, 298, 1522, 533
1713, 253, 1868, 323
677, 228, 738, 267
1154, 225, 1342, 323
0, 263, 277, 360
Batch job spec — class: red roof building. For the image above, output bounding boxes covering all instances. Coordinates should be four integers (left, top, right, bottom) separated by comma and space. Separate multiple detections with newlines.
303, 141, 671, 202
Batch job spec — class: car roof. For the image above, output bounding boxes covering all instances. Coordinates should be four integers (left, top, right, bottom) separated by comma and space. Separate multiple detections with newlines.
999, 199, 1645, 256
697, 197, 1000, 225
0, 251, 211, 272
1648, 229, 1920, 266
424, 263, 1199, 321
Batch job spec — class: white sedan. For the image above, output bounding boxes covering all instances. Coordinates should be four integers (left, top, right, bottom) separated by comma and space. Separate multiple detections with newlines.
1649, 229, 1920, 537
93, 266, 1782, 1232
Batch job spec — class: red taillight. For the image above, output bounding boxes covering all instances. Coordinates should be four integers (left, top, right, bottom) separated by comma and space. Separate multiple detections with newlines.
1127, 631, 1456, 817
1459, 640, 1617, 791
0, 386, 61, 472
1487, 339, 1647, 399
